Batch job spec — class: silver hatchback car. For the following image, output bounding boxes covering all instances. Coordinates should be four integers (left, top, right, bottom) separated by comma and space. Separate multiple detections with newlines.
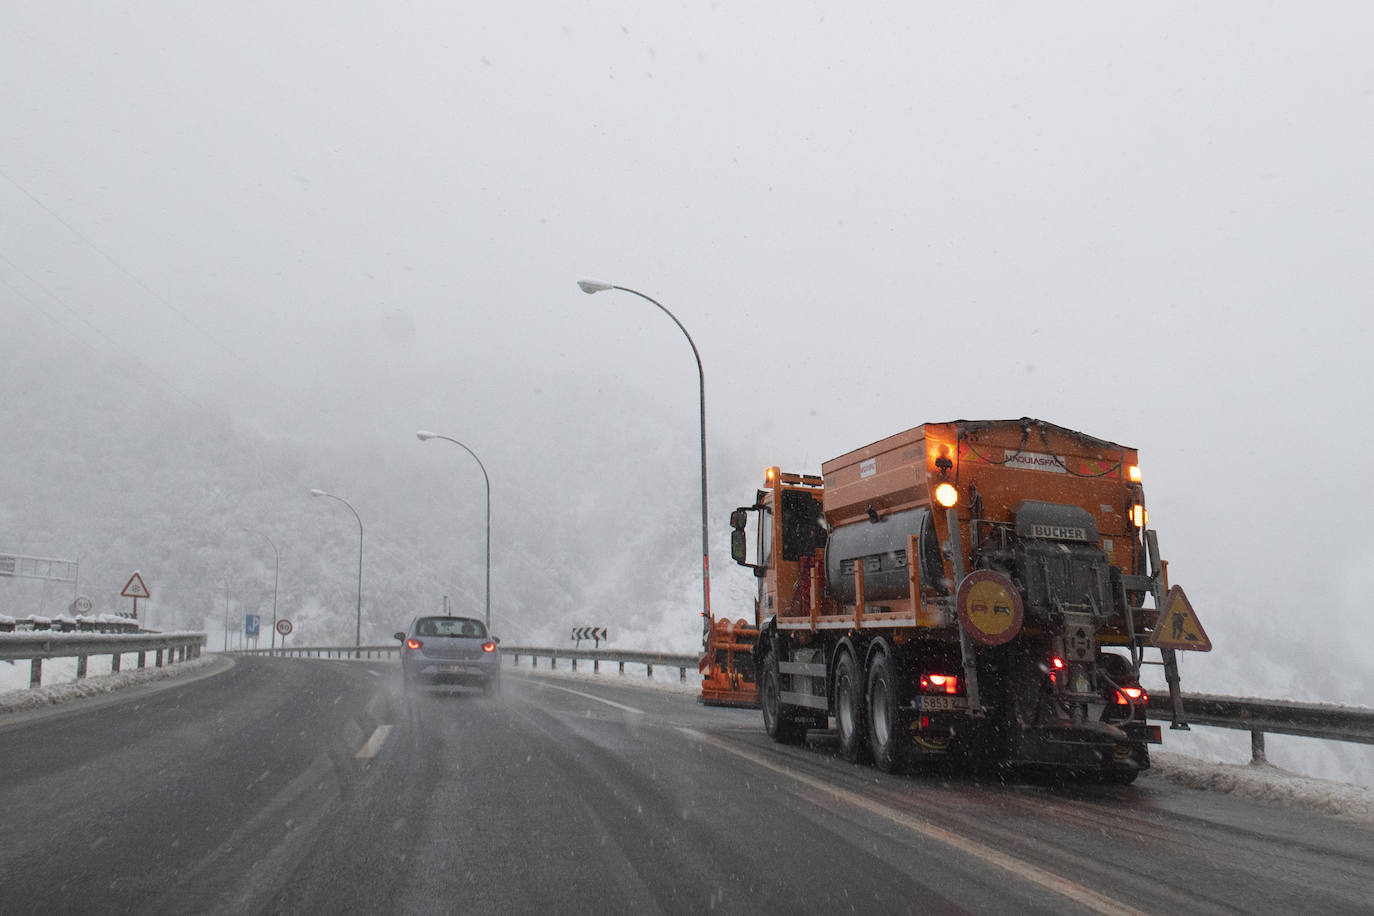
395, 615, 501, 694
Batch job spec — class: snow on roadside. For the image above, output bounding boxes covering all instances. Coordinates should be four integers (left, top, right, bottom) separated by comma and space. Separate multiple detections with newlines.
1143, 751, 1374, 825
506, 656, 702, 696
0, 656, 219, 716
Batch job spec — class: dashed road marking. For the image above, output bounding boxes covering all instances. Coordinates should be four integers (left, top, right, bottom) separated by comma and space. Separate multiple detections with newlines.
355, 724, 392, 759
519, 679, 646, 715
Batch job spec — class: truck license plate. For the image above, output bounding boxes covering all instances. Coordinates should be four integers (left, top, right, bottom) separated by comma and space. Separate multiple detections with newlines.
916, 696, 968, 711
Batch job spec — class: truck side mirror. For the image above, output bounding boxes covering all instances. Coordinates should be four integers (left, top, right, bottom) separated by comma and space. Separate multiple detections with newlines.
730, 508, 748, 530
731, 528, 748, 564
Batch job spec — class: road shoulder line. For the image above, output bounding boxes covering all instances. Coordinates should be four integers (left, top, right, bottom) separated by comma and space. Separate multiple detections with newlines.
678, 726, 1146, 916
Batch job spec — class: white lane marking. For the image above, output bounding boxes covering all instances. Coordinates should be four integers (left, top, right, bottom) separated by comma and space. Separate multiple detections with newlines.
355, 724, 392, 759
519, 679, 647, 715
678, 727, 1146, 916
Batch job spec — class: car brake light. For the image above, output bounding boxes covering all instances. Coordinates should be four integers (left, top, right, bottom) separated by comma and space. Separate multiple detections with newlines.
482, 640, 497, 653
406, 638, 422, 650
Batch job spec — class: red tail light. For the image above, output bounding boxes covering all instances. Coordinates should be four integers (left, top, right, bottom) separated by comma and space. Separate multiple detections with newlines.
406, 638, 423, 650
1048, 656, 1065, 685
1115, 686, 1146, 704
482, 640, 497, 653
920, 673, 959, 695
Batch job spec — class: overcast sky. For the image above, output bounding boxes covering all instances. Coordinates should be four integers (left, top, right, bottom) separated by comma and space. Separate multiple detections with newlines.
5, 4, 1374, 706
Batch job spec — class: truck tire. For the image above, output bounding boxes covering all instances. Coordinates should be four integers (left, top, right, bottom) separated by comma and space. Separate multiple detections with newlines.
761, 651, 806, 744
834, 650, 870, 763
866, 652, 906, 773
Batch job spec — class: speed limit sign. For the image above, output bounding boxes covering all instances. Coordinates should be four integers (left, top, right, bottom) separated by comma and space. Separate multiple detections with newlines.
275, 618, 293, 636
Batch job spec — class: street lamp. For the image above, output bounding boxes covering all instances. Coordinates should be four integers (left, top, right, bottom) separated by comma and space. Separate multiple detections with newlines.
220, 574, 231, 653
577, 279, 711, 640
416, 431, 491, 630
237, 528, 279, 652
309, 488, 364, 657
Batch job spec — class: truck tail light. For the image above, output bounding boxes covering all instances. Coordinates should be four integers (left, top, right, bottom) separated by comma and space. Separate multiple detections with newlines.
1048, 656, 1065, 686
406, 638, 423, 650
1115, 686, 1146, 705
482, 640, 497, 653
920, 673, 959, 694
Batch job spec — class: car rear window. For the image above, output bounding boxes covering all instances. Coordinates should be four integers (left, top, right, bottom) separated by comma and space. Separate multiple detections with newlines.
414, 617, 487, 639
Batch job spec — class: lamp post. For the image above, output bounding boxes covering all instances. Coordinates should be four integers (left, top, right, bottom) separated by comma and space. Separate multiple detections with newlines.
415, 431, 491, 630
309, 488, 364, 657
577, 279, 711, 640
238, 528, 279, 652
220, 575, 231, 653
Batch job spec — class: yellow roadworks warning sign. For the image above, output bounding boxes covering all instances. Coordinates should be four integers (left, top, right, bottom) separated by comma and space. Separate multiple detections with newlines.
1151, 585, 1211, 651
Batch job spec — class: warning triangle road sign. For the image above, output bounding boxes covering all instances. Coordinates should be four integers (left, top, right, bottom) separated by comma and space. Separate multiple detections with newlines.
121, 572, 151, 599
1151, 585, 1211, 651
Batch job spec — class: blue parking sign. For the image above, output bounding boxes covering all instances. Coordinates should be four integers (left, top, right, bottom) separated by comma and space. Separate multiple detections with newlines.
245, 614, 261, 637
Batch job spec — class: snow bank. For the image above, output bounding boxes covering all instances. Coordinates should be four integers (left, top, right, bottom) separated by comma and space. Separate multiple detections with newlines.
1144, 751, 1374, 824
0, 656, 219, 716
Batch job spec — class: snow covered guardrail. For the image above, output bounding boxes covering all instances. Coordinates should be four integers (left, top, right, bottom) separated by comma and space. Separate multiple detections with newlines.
0, 632, 207, 688
1149, 692, 1374, 764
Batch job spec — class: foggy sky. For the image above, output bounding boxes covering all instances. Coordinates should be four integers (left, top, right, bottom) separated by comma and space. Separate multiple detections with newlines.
5, 0, 1374, 727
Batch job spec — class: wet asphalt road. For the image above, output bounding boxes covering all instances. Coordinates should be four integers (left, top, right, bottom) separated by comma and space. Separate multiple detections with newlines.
3, 656, 1373, 915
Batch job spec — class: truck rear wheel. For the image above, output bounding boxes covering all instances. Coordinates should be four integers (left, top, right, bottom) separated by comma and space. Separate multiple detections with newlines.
761, 651, 806, 744
834, 650, 870, 763
866, 652, 906, 773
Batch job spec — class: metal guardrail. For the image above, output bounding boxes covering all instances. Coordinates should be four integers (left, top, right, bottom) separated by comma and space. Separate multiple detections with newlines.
1148, 692, 1374, 763
229, 643, 1374, 762
233, 645, 400, 660
0, 632, 207, 688
504, 646, 699, 681
233, 644, 700, 680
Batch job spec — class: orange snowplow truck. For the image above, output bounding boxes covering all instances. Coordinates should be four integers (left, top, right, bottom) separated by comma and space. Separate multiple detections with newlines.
699, 615, 760, 706
727, 418, 1209, 780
